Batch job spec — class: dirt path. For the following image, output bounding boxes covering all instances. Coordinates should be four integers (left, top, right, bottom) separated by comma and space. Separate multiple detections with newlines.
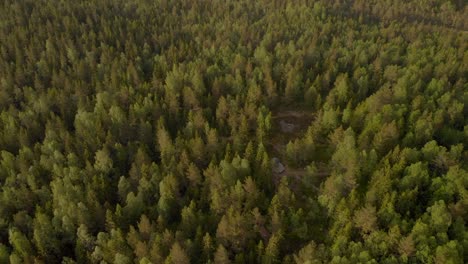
272, 110, 315, 120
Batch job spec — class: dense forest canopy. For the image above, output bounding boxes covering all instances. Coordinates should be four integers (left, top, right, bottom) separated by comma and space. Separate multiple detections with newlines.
0, 0, 467, 263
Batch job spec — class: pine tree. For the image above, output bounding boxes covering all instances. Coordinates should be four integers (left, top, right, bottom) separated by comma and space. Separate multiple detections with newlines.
167, 242, 190, 264
214, 244, 231, 264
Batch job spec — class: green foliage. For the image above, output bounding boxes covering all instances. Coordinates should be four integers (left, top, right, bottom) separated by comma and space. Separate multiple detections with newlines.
0, 0, 466, 262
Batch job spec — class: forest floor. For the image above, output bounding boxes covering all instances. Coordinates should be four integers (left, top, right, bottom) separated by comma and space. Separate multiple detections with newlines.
269, 107, 316, 154
267, 107, 330, 190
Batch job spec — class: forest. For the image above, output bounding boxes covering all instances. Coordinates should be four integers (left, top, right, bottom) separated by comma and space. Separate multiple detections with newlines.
0, 0, 467, 263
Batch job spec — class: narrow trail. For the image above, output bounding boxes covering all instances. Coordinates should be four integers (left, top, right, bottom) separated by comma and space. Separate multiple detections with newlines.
272, 110, 315, 120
